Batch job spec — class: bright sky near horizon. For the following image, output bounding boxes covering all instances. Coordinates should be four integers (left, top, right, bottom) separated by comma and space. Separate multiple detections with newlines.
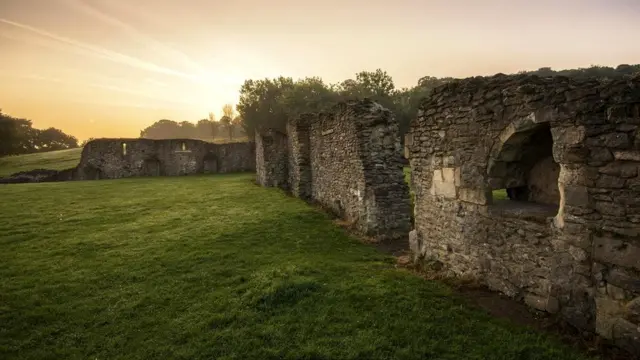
1, 0, 639, 140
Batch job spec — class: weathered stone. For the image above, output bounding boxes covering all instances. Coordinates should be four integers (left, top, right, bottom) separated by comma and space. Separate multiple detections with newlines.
593, 237, 640, 271
586, 133, 631, 148
614, 151, 640, 161
525, 293, 548, 311
431, 169, 457, 198
625, 297, 640, 323
562, 185, 590, 207
256, 129, 289, 190
71, 138, 255, 181
551, 125, 585, 145
607, 284, 628, 300
595, 201, 626, 217
607, 268, 640, 293
287, 115, 312, 200
598, 162, 638, 178
588, 147, 614, 164
257, 100, 411, 241
0, 168, 75, 184
408, 73, 640, 355
458, 188, 489, 205
612, 318, 640, 354
596, 296, 626, 338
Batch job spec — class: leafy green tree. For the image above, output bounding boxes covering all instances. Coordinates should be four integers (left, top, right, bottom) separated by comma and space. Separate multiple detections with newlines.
179, 121, 197, 139
197, 118, 218, 140
0, 109, 77, 156
236, 77, 295, 137
280, 77, 340, 117
34, 127, 78, 151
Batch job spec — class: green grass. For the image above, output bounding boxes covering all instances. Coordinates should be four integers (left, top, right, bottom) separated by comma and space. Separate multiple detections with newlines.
0, 148, 82, 177
0, 174, 591, 360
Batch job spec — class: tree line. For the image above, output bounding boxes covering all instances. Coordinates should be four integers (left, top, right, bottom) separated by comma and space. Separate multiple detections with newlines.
2, 64, 638, 157
139, 104, 245, 141
0, 110, 79, 156
236, 64, 640, 142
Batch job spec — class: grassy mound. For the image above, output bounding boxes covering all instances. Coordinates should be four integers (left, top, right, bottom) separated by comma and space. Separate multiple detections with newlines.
0, 148, 82, 177
0, 174, 590, 359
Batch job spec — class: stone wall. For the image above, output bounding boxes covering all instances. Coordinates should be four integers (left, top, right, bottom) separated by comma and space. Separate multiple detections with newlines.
408, 73, 640, 353
75, 138, 255, 180
287, 115, 312, 200
255, 129, 289, 190
256, 99, 411, 242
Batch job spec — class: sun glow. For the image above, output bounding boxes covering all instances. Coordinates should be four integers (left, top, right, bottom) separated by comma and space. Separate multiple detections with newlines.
1, 0, 638, 140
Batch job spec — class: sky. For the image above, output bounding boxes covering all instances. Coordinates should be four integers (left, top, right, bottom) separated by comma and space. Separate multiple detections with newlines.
1, 0, 639, 140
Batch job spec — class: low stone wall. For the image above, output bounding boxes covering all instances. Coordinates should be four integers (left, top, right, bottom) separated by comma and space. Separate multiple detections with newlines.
408, 73, 640, 354
256, 99, 411, 242
1, 139, 255, 184
255, 130, 288, 189
76, 138, 254, 180
0, 168, 77, 184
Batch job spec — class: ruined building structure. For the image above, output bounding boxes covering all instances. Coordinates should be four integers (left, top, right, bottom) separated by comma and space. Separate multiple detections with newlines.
75, 139, 255, 180
407, 74, 640, 353
0, 139, 255, 184
256, 99, 412, 241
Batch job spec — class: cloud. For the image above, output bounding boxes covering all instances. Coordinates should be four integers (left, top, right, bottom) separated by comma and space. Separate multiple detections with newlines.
0, 17, 205, 84
65, 0, 211, 77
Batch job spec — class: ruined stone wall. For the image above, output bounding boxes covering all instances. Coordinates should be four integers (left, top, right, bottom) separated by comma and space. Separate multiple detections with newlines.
408, 73, 640, 353
256, 99, 411, 241
76, 138, 254, 180
306, 100, 411, 240
255, 129, 289, 190
287, 114, 312, 200
216, 142, 256, 173
528, 156, 560, 205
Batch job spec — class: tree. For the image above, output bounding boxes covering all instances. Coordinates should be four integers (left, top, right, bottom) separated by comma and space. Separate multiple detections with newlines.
280, 77, 340, 117
220, 104, 236, 140
140, 119, 180, 139
219, 115, 232, 140
222, 104, 235, 119
197, 118, 217, 140
33, 127, 78, 151
140, 119, 216, 140
354, 68, 395, 98
0, 109, 77, 156
232, 115, 244, 138
236, 77, 295, 138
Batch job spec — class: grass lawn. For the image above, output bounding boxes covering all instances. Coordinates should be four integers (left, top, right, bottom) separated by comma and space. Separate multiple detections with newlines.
0, 148, 82, 177
0, 174, 592, 360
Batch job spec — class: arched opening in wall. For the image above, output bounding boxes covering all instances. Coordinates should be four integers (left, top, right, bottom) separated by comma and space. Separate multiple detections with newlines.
181, 142, 186, 151
83, 165, 103, 180
122, 142, 127, 156
203, 153, 218, 174
143, 157, 162, 177
487, 122, 560, 217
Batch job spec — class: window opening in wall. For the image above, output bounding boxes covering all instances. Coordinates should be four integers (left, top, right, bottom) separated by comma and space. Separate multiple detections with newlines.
488, 122, 559, 219
181, 142, 186, 151
122, 142, 127, 156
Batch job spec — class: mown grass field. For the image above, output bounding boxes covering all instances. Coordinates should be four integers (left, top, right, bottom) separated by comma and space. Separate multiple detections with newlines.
0, 174, 592, 359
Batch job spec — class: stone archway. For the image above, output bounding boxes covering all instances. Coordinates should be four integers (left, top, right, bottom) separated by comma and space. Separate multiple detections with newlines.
203, 153, 218, 174
487, 115, 560, 207
142, 157, 162, 176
